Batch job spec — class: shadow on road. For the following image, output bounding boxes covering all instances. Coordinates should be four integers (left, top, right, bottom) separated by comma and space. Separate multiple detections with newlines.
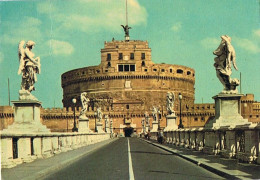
130, 150, 173, 156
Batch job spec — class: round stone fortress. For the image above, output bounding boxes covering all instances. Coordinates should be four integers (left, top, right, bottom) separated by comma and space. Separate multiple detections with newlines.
61, 39, 195, 135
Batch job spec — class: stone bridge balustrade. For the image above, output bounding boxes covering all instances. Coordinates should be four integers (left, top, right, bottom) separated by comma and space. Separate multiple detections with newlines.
184, 129, 190, 148
189, 128, 196, 149
158, 124, 260, 164
1, 132, 110, 169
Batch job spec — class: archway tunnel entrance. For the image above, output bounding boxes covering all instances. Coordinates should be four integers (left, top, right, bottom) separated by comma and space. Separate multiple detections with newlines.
124, 127, 134, 137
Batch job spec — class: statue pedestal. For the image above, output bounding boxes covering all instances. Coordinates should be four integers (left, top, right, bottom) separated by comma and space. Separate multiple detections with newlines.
78, 116, 92, 133
145, 125, 150, 133
105, 126, 110, 133
150, 121, 158, 132
164, 114, 178, 132
205, 94, 250, 129
2, 100, 50, 134
96, 122, 104, 133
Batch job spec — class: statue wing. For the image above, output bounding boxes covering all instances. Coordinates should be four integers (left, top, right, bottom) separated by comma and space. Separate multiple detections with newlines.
121, 25, 125, 29
18, 40, 26, 75
231, 48, 238, 70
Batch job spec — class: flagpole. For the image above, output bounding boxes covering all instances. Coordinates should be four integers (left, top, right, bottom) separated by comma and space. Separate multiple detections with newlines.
8, 78, 10, 106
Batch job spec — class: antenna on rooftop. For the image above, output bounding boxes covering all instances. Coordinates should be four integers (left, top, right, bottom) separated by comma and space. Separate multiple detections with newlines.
121, 0, 131, 41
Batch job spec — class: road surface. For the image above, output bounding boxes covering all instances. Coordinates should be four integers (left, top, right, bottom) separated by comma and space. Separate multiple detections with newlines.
43, 138, 222, 180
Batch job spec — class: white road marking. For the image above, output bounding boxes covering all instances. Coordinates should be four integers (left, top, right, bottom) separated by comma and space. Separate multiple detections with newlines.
128, 138, 135, 180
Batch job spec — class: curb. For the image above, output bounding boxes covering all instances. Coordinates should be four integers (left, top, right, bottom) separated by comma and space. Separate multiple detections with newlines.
23, 138, 119, 180
140, 138, 240, 180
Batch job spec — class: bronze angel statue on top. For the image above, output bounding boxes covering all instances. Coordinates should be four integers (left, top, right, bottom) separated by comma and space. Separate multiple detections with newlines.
18, 40, 41, 93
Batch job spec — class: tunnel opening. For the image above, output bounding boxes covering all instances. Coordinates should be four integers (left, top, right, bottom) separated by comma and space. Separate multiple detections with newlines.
124, 127, 134, 137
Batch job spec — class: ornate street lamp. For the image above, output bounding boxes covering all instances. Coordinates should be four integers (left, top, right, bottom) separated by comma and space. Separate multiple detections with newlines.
72, 98, 78, 132
178, 93, 184, 129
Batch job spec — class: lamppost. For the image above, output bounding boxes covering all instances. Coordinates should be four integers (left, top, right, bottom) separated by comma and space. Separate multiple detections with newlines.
94, 111, 97, 132
72, 98, 78, 132
178, 93, 184, 129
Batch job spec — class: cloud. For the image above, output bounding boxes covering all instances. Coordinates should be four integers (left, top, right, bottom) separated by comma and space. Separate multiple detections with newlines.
37, 0, 147, 34
233, 37, 260, 54
46, 39, 74, 56
1, 16, 42, 45
253, 29, 260, 38
171, 22, 182, 32
200, 37, 220, 49
0, 52, 4, 63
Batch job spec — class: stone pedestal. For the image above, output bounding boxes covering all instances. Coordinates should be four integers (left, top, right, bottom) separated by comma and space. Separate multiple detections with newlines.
1, 138, 16, 168
78, 117, 92, 133
164, 114, 178, 132
145, 125, 150, 133
150, 121, 158, 132
105, 126, 110, 133
205, 94, 249, 129
2, 100, 50, 133
96, 122, 104, 133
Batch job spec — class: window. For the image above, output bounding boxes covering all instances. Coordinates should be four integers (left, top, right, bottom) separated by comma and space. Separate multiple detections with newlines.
130, 65, 135, 71
144, 69, 148, 72
177, 69, 183, 74
194, 117, 198, 121
170, 69, 173, 73
187, 71, 191, 75
153, 69, 157, 72
141, 53, 145, 60
130, 53, 134, 60
161, 69, 165, 72
201, 117, 205, 121
119, 53, 123, 60
126, 105, 130, 109
119, 65, 123, 72
107, 62, 111, 67
118, 64, 135, 72
142, 61, 145, 66
124, 65, 129, 71
96, 70, 100, 73
107, 53, 111, 61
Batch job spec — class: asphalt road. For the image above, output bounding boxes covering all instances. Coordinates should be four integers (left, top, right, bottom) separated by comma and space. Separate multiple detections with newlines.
43, 138, 222, 180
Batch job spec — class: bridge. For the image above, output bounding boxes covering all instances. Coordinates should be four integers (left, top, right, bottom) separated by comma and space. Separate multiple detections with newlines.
1, 130, 260, 179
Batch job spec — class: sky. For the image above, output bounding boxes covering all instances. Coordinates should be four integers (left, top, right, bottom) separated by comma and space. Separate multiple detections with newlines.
0, 0, 259, 108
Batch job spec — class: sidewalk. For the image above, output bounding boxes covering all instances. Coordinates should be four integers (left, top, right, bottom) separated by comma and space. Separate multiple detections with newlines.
142, 139, 260, 180
1, 138, 118, 180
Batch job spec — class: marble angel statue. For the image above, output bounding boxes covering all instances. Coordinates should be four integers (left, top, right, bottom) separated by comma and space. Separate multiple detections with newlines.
18, 40, 41, 92
97, 107, 103, 123
79, 92, 90, 119
166, 92, 175, 115
213, 35, 239, 93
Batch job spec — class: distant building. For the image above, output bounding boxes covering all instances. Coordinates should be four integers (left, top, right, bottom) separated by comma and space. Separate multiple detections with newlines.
61, 39, 195, 136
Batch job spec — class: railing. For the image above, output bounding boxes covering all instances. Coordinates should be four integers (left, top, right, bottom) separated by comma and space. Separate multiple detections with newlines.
1, 132, 110, 168
149, 124, 260, 164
